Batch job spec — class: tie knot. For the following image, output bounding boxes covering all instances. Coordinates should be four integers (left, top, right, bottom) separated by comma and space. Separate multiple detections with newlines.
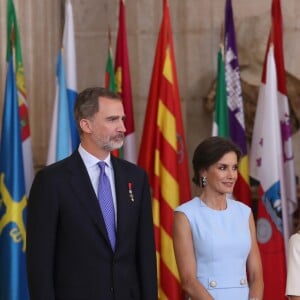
98, 161, 106, 171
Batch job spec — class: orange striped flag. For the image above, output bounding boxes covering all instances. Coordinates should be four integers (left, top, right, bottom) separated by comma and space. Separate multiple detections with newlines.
138, 0, 191, 299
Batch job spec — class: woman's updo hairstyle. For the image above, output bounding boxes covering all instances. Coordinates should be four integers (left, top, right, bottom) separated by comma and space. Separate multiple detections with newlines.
192, 136, 242, 187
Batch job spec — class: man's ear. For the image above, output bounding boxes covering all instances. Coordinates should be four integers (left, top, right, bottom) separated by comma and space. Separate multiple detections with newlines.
80, 119, 93, 134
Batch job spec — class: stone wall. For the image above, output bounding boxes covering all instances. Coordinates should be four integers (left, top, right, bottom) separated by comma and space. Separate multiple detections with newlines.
0, 0, 300, 192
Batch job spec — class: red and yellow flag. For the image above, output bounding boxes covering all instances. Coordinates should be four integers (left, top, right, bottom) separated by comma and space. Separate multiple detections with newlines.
138, 1, 191, 298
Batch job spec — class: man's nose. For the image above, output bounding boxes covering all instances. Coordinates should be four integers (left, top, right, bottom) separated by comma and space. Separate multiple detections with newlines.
118, 119, 126, 132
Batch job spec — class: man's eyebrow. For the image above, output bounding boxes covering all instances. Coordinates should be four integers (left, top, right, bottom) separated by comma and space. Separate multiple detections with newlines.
106, 115, 127, 120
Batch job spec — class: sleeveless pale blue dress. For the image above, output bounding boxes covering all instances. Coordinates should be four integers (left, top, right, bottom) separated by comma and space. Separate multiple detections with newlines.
175, 196, 251, 300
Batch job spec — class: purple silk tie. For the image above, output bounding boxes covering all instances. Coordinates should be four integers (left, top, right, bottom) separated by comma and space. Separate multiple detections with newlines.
97, 161, 116, 251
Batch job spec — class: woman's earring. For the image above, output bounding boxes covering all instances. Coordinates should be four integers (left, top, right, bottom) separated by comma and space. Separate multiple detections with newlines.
200, 176, 207, 188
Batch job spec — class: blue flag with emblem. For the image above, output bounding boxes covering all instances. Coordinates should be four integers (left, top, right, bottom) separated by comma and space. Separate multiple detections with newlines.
0, 0, 30, 299
0, 56, 29, 300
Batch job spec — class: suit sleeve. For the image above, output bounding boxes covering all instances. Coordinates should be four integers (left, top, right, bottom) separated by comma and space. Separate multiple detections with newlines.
26, 170, 58, 300
137, 171, 158, 300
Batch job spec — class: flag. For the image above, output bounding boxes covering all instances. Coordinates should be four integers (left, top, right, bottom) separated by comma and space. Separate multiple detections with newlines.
270, 0, 297, 233
0, 0, 32, 298
212, 44, 229, 137
5, 0, 34, 195
47, 0, 79, 164
63, 0, 79, 152
105, 29, 117, 92
104, 29, 122, 158
250, 0, 297, 299
224, 0, 251, 206
47, 51, 71, 163
114, 0, 136, 163
138, 0, 191, 299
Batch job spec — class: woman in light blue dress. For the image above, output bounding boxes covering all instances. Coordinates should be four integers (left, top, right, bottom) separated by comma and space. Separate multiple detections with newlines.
173, 137, 263, 300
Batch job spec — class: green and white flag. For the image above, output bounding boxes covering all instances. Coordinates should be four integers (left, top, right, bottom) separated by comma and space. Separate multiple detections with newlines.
212, 44, 229, 137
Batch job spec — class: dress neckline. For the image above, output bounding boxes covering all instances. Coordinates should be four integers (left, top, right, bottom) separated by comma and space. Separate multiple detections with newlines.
198, 196, 229, 212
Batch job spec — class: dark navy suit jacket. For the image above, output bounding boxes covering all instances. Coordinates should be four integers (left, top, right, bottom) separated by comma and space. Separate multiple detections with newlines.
26, 151, 158, 300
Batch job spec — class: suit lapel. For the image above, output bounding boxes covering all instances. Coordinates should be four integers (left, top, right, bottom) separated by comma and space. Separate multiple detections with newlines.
67, 151, 111, 247
111, 157, 135, 249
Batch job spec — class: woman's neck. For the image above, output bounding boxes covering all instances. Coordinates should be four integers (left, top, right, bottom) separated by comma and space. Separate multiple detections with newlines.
200, 191, 227, 210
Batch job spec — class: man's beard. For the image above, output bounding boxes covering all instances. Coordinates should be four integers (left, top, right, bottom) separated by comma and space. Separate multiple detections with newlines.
93, 133, 125, 152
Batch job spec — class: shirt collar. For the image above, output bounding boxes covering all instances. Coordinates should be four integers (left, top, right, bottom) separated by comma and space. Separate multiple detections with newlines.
78, 144, 112, 169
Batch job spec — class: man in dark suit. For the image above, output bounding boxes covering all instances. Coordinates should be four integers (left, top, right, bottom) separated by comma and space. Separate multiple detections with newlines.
26, 87, 158, 300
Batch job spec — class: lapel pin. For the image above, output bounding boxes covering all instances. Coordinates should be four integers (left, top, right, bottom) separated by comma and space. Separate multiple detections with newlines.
128, 182, 134, 202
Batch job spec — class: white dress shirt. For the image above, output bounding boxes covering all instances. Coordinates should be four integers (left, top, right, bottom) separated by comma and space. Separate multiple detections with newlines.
78, 144, 117, 226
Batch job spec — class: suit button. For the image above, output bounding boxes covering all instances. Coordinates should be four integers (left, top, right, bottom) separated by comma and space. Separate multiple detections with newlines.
110, 287, 114, 292
209, 280, 217, 288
